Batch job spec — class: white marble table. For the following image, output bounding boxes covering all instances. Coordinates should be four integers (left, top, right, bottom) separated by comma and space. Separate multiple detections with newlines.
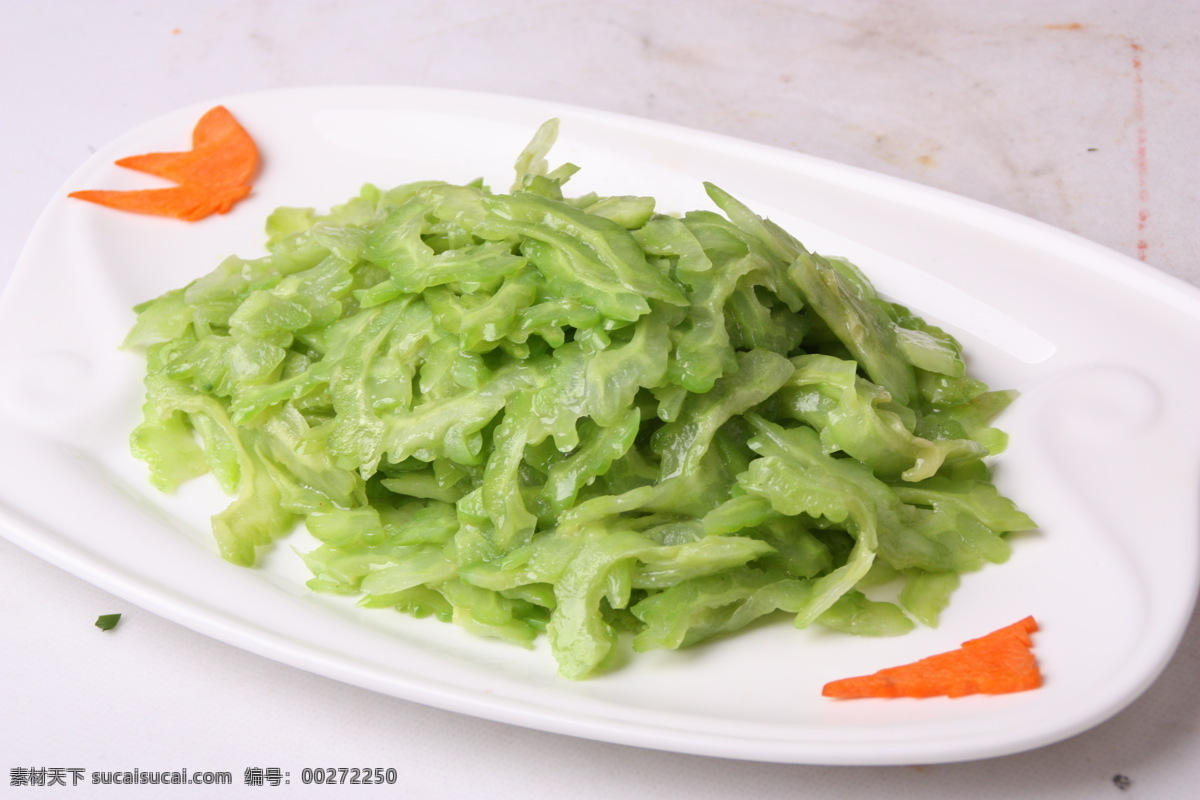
2, 2, 1197, 797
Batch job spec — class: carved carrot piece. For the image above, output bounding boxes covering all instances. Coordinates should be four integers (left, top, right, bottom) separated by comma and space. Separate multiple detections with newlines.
822, 616, 1042, 699
69, 105, 258, 221
113, 105, 258, 187
69, 183, 252, 222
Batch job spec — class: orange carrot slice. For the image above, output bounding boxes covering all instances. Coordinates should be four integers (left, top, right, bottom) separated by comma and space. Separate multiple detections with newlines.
962, 615, 1038, 649
69, 105, 258, 221
822, 616, 1042, 699
69, 183, 251, 222
114, 105, 258, 187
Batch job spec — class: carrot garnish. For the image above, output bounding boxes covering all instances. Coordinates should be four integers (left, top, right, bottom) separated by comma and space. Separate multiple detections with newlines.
822, 616, 1042, 699
68, 183, 252, 223
69, 105, 258, 221
114, 105, 258, 187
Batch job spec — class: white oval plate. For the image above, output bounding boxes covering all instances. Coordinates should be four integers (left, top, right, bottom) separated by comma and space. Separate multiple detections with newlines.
2, 87, 1198, 766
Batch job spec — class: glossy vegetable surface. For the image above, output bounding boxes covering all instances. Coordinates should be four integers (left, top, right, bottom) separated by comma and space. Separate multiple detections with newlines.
126, 121, 1034, 678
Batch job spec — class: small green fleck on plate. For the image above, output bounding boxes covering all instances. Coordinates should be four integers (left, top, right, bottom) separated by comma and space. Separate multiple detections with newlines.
95, 613, 122, 631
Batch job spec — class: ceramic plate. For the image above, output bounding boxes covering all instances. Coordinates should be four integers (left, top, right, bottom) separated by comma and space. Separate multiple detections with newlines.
2, 86, 1198, 765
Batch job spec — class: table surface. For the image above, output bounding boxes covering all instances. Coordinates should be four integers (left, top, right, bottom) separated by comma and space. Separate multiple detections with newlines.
2, 2, 1198, 797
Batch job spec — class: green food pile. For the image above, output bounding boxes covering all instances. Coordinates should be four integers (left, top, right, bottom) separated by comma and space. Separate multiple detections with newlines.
126, 121, 1034, 678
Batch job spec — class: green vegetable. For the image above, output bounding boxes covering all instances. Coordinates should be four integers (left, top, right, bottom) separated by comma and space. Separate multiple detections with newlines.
126, 120, 1035, 678
95, 614, 122, 631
